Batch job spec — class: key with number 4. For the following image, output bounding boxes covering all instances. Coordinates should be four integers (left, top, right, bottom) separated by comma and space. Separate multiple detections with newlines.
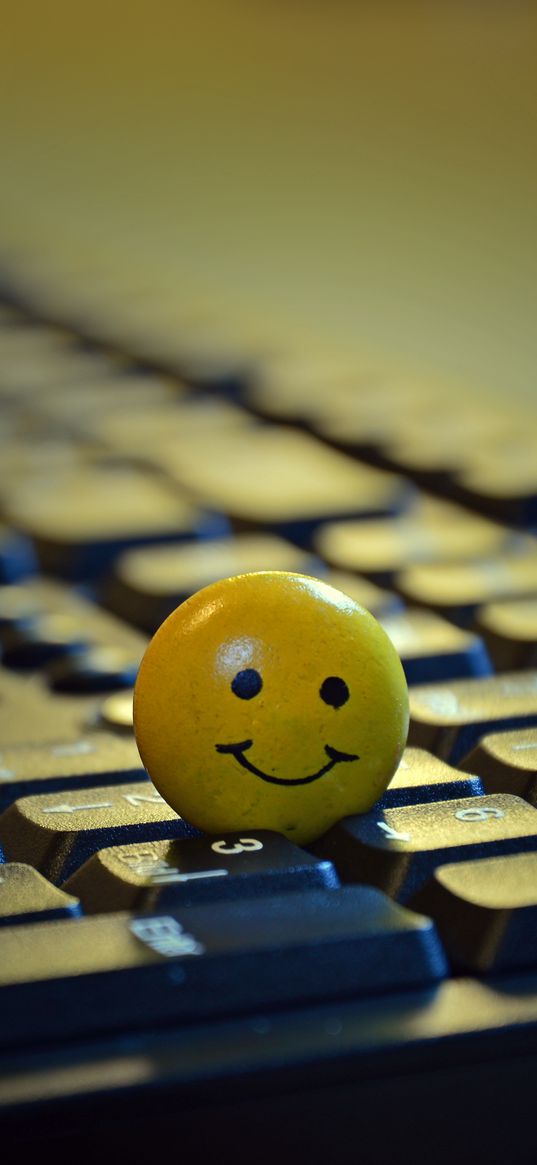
312, 794, 537, 902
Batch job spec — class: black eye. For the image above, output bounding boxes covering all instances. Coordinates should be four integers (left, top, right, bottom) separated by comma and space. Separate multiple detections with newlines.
231, 668, 263, 700
320, 676, 349, 708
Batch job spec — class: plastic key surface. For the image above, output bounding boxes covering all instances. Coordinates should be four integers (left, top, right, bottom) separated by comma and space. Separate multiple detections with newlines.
379, 747, 484, 808
159, 426, 412, 544
477, 598, 537, 670
63, 830, 339, 911
408, 671, 537, 763
0, 733, 147, 811
398, 550, 537, 626
313, 794, 537, 902
0, 863, 81, 925
0, 781, 194, 883
0, 886, 447, 1050
5, 463, 224, 580
379, 607, 491, 684
411, 851, 537, 972
460, 727, 537, 806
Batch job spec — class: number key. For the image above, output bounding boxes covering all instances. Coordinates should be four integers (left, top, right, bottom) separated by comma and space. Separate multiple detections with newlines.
312, 794, 537, 902
0, 781, 195, 883
63, 831, 339, 912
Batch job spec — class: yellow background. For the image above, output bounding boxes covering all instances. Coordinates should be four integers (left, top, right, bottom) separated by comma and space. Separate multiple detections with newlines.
1, 1, 536, 402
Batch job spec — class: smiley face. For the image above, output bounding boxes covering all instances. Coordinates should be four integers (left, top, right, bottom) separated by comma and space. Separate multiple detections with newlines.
133, 572, 409, 845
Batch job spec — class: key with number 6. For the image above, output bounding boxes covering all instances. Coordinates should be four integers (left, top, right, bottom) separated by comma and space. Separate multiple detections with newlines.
312, 794, 537, 902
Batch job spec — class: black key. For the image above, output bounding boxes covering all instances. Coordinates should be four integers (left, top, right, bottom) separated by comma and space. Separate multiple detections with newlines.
398, 550, 537, 627
0, 781, 195, 882
0, 577, 147, 663
460, 727, 537, 806
161, 425, 412, 546
411, 852, 537, 972
0, 863, 81, 926
379, 747, 484, 808
6, 463, 227, 580
312, 794, 537, 902
0, 613, 87, 669
63, 831, 339, 911
46, 645, 139, 692
0, 732, 147, 811
0, 528, 36, 583
315, 500, 511, 585
0, 886, 447, 1050
409, 671, 537, 764
379, 607, 492, 684
476, 597, 537, 671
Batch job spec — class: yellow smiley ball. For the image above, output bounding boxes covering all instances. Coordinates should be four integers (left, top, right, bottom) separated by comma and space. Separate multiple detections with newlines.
133, 572, 409, 845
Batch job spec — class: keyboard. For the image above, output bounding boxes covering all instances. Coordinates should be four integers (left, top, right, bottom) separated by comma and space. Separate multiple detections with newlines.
1, 263, 537, 1165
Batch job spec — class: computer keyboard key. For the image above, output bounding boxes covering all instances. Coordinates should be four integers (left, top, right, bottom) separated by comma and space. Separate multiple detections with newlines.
398, 550, 537, 626
5, 464, 225, 580
315, 501, 511, 585
408, 671, 537, 763
0, 732, 147, 811
0, 780, 194, 883
105, 533, 319, 633
455, 442, 537, 527
0, 886, 447, 1050
0, 863, 81, 926
312, 794, 537, 902
379, 607, 492, 684
0, 576, 148, 659
0, 613, 88, 669
63, 830, 340, 912
477, 597, 537, 670
46, 645, 139, 693
411, 852, 537, 972
160, 426, 413, 545
380, 747, 484, 808
459, 727, 537, 806
0, 528, 37, 583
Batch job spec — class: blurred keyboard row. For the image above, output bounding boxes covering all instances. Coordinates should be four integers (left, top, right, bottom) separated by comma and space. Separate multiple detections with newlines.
1, 260, 537, 1091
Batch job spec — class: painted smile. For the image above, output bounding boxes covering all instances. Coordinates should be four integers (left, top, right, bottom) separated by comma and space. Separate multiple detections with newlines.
215, 739, 359, 786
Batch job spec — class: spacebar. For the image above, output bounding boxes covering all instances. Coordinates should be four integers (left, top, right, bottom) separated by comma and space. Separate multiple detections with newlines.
0, 886, 446, 1049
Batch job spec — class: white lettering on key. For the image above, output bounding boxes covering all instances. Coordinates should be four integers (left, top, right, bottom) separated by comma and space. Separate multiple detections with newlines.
122, 792, 166, 807
129, 916, 205, 957
151, 869, 229, 884
50, 741, 95, 757
41, 800, 113, 814
455, 806, 505, 822
377, 822, 412, 842
211, 838, 264, 855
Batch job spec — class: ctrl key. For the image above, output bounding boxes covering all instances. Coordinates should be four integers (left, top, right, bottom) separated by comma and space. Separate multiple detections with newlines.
0, 886, 447, 1050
